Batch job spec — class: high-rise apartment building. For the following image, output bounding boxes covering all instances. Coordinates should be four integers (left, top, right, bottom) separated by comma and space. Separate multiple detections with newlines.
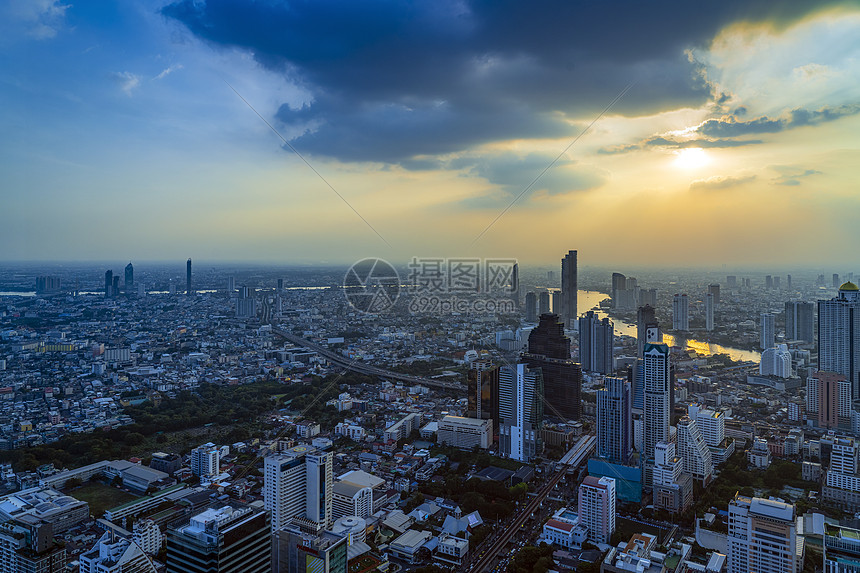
785, 301, 814, 343
760, 312, 775, 350
580, 310, 614, 374
236, 286, 257, 318
676, 415, 713, 485
708, 283, 720, 304
806, 370, 851, 429
524, 292, 537, 322
190, 444, 220, 478
186, 258, 192, 295
166, 504, 270, 573
705, 293, 714, 331
727, 495, 799, 573
596, 377, 632, 464
819, 282, 860, 398
467, 359, 499, 423
226, 276, 236, 296
672, 294, 689, 331
265, 446, 333, 532
611, 272, 626, 306
561, 250, 577, 328
760, 344, 792, 378
498, 364, 543, 462
538, 290, 550, 315
578, 476, 616, 545
524, 313, 581, 420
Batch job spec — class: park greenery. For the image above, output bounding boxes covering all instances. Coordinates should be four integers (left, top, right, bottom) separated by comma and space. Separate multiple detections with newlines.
0, 377, 348, 472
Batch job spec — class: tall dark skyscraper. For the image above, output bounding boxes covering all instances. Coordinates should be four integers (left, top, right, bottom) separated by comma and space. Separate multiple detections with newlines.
785, 301, 814, 343
124, 262, 134, 293
636, 305, 661, 358
524, 292, 537, 322
597, 376, 632, 464
580, 311, 614, 374
467, 360, 500, 425
611, 272, 626, 307
112, 276, 119, 296
523, 313, 581, 420
277, 278, 284, 291
104, 270, 112, 298
561, 250, 577, 329
186, 258, 192, 295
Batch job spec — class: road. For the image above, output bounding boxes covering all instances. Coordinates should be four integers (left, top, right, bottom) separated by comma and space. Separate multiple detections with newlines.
271, 327, 467, 393
468, 435, 596, 573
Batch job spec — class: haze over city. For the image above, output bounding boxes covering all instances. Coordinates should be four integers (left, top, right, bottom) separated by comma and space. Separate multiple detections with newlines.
2, 1, 860, 265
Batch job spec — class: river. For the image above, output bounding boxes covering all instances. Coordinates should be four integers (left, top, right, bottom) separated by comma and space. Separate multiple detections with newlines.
578, 290, 760, 363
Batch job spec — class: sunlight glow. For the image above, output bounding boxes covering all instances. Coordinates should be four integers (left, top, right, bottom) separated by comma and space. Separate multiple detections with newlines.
673, 147, 710, 169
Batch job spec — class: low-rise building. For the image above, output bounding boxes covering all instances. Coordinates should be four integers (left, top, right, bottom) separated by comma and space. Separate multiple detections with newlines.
437, 416, 492, 450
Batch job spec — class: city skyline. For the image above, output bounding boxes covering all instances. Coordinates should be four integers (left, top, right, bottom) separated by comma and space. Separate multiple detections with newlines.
2, 1, 859, 265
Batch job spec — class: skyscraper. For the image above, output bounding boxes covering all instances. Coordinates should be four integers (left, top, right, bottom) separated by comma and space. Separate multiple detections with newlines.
705, 293, 714, 331
643, 343, 670, 474
760, 312, 775, 350
727, 495, 799, 573
277, 277, 284, 291
498, 363, 543, 462
226, 276, 236, 296
806, 370, 851, 429
672, 294, 689, 331
707, 283, 720, 304
561, 250, 577, 328
819, 282, 860, 398
578, 476, 616, 545
524, 292, 537, 322
524, 313, 581, 420
265, 446, 333, 532
596, 377, 632, 464
104, 270, 112, 298
538, 290, 550, 315
636, 305, 661, 358
835, 273, 842, 289
124, 262, 134, 294
611, 272, 626, 307
186, 258, 192, 295
765, 275, 773, 289
467, 359, 500, 424
580, 310, 614, 374
785, 300, 814, 343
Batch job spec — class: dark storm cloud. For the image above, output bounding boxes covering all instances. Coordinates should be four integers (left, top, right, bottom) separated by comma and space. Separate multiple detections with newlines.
454, 152, 607, 197
163, 0, 849, 164
696, 103, 860, 137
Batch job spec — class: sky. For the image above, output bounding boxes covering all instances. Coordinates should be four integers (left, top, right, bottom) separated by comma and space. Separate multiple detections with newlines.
2, 0, 859, 267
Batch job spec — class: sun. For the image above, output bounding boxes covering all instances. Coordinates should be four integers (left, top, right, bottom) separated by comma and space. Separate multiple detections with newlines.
673, 147, 710, 169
